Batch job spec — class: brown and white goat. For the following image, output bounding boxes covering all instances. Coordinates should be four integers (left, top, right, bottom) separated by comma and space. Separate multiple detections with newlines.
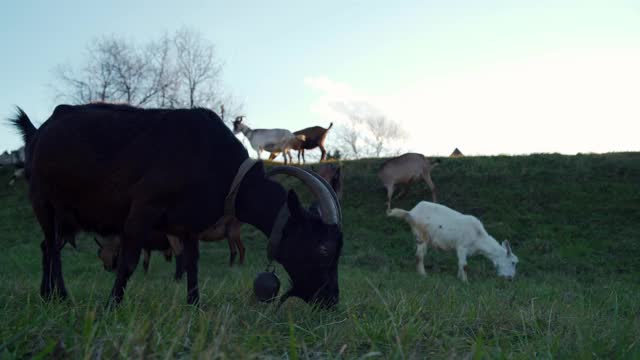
378, 153, 440, 210
269, 123, 333, 164
232, 116, 302, 164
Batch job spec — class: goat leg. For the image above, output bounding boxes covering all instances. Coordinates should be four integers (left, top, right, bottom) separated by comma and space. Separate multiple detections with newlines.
40, 240, 56, 300
36, 203, 68, 300
393, 186, 407, 200
108, 203, 158, 306
227, 237, 237, 266
108, 238, 142, 306
174, 253, 185, 281
143, 249, 150, 274
227, 222, 244, 266
183, 236, 200, 305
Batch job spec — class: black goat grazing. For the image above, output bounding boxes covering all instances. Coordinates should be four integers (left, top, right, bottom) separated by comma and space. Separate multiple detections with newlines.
11, 103, 343, 308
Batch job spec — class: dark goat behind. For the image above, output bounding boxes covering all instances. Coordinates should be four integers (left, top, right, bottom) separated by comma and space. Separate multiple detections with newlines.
309, 163, 342, 218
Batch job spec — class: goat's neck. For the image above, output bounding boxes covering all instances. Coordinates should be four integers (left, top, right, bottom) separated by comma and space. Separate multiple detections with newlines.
476, 235, 506, 264
234, 170, 286, 238
240, 125, 254, 142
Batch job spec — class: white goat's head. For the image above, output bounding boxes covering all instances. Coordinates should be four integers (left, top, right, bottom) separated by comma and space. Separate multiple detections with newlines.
494, 240, 518, 280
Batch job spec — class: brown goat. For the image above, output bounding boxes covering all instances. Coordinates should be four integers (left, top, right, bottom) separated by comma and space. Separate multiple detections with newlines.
269, 123, 333, 163
97, 219, 245, 280
378, 153, 440, 210
316, 163, 342, 201
308, 163, 343, 218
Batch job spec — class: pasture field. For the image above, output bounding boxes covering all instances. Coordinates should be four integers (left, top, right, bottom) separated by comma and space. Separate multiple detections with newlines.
1, 153, 639, 359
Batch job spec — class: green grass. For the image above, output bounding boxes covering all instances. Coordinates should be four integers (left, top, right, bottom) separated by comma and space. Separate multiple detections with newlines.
1, 153, 639, 359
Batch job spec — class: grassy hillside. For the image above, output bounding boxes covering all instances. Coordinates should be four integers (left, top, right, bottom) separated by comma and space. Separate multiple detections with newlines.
1, 153, 639, 359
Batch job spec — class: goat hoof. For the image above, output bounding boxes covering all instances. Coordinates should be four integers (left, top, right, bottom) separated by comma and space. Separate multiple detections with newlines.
187, 293, 200, 305
104, 297, 121, 310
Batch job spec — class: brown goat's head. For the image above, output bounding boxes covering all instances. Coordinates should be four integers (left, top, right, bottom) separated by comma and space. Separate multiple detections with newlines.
95, 236, 120, 272
316, 163, 342, 200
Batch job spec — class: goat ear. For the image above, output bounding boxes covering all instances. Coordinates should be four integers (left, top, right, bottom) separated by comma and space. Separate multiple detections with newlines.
287, 189, 305, 218
502, 240, 512, 256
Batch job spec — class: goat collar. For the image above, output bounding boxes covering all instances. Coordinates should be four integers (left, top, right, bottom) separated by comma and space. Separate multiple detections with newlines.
215, 157, 257, 228
217, 157, 288, 263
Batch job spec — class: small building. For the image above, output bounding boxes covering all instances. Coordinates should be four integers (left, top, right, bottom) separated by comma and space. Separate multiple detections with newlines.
450, 148, 464, 157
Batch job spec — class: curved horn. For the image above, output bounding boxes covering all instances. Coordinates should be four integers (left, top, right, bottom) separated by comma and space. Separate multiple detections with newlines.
267, 166, 339, 225
300, 167, 342, 225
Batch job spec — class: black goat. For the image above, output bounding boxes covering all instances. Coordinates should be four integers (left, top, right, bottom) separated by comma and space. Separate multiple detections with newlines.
12, 104, 343, 307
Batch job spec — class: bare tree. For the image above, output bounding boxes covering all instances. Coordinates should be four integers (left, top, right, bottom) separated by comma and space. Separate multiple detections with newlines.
334, 117, 364, 159
54, 39, 119, 104
173, 28, 223, 108
364, 115, 408, 157
104, 38, 148, 104
143, 34, 174, 107
54, 29, 236, 113
328, 100, 407, 159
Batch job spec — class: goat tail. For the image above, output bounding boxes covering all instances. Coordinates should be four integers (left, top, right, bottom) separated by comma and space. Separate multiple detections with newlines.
8, 107, 37, 145
327, 122, 333, 130
387, 208, 411, 221
430, 157, 442, 168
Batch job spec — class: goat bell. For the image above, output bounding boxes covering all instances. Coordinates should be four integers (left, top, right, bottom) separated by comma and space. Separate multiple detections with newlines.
253, 266, 280, 303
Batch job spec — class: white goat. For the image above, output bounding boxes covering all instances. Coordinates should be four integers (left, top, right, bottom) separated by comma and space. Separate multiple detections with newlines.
232, 116, 303, 164
388, 201, 518, 282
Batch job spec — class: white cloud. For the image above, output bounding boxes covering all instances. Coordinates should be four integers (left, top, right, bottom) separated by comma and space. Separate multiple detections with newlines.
305, 48, 640, 156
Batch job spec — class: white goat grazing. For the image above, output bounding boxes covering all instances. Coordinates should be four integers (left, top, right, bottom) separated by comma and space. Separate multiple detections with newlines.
232, 116, 303, 164
388, 201, 518, 282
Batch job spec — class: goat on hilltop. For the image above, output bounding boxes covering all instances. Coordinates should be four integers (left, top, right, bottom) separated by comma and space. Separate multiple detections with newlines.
269, 123, 333, 164
232, 116, 303, 164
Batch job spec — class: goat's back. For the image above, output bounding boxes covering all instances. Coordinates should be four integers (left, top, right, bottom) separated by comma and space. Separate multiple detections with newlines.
378, 153, 429, 184
294, 125, 331, 149
409, 201, 487, 248
25, 103, 248, 236
249, 128, 297, 151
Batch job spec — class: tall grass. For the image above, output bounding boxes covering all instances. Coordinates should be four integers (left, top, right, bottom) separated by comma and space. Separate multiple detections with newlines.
1, 153, 639, 358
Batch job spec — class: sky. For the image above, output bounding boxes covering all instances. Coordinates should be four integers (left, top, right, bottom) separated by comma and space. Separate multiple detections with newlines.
1, 0, 639, 156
